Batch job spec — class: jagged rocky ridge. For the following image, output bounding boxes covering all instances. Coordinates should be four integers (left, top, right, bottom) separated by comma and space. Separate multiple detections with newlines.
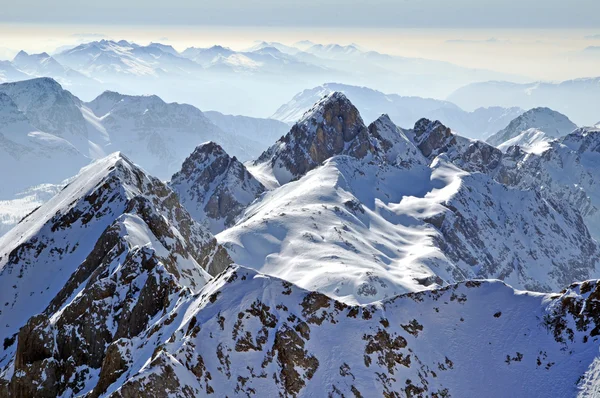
0, 153, 231, 396
170, 142, 265, 234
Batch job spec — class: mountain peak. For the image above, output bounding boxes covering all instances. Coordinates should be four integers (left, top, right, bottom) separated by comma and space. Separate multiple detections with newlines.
487, 107, 577, 147
13, 50, 29, 60
256, 91, 369, 184
411, 118, 457, 158
170, 142, 264, 234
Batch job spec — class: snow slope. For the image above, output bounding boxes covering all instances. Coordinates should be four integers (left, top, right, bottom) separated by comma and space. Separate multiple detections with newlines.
497, 128, 554, 154
219, 94, 599, 304
487, 107, 577, 147
497, 126, 600, 240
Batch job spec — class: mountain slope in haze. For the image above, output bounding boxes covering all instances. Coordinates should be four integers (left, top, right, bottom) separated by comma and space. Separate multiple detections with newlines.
85, 90, 262, 179
487, 107, 577, 147
12, 51, 91, 85
0, 61, 31, 83
271, 83, 524, 140
0, 152, 232, 396
0, 77, 91, 152
0, 183, 65, 236
203, 110, 290, 150
170, 142, 265, 234
448, 77, 600, 126
0, 92, 89, 198
218, 93, 599, 303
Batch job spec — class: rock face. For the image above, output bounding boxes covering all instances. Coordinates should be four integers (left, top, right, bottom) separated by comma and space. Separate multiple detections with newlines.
0, 152, 232, 397
170, 142, 265, 234
255, 92, 372, 185
409, 118, 503, 174
38, 265, 600, 398
487, 107, 577, 147
254, 92, 428, 186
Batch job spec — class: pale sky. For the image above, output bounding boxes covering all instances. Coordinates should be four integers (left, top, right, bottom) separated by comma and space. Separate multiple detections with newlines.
1, 0, 599, 28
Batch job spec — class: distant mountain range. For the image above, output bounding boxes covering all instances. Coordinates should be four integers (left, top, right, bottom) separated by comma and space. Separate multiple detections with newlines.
0, 78, 283, 237
448, 78, 600, 126
271, 83, 525, 140
0, 38, 532, 116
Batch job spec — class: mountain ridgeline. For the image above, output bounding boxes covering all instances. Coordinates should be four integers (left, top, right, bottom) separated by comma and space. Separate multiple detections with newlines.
1, 91, 600, 397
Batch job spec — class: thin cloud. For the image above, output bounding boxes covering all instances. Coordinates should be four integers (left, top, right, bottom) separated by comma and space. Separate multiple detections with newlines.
446, 37, 510, 44
71, 33, 107, 38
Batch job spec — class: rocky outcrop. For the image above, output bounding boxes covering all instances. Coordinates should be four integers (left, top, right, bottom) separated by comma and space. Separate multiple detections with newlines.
409, 118, 503, 174
170, 142, 265, 234
255, 92, 375, 184
255, 93, 431, 185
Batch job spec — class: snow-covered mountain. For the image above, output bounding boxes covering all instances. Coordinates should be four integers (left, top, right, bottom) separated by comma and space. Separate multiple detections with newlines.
5, 257, 600, 396
487, 107, 577, 147
170, 142, 265, 234
181, 45, 326, 75
448, 77, 600, 126
2, 90, 600, 396
497, 126, 600, 240
496, 128, 553, 154
217, 93, 599, 304
272, 83, 524, 140
0, 152, 232, 396
55, 40, 162, 78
